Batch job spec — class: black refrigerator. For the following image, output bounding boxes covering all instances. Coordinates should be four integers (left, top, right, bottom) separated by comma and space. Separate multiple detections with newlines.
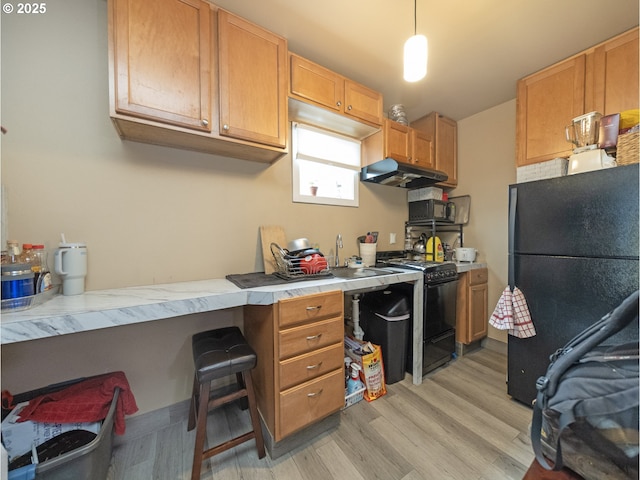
507, 163, 639, 406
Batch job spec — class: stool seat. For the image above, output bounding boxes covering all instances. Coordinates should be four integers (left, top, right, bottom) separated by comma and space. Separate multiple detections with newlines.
192, 327, 257, 383
188, 326, 265, 480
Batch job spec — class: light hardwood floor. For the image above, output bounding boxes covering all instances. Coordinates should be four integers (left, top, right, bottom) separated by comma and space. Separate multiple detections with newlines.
109, 348, 535, 479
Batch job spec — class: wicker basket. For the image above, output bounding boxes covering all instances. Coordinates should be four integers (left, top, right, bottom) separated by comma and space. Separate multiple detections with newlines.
616, 131, 639, 165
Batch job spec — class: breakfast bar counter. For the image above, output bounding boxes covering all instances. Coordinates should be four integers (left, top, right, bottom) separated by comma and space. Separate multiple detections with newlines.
1, 269, 422, 345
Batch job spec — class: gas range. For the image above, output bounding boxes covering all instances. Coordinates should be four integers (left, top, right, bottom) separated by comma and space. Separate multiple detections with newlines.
376, 251, 458, 284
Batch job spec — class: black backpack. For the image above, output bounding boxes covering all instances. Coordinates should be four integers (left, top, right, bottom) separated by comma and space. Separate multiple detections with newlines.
531, 290, 639, 478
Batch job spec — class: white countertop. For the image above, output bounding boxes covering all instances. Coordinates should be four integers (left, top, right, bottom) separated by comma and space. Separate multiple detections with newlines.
1, 269, 422, 345
455, 262, 488, 273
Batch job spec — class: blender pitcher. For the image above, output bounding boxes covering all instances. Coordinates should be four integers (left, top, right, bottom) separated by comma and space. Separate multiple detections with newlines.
565, 112, 602, 150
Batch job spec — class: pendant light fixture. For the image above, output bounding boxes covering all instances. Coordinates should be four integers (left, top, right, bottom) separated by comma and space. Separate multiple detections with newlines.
403, 0, 427, 82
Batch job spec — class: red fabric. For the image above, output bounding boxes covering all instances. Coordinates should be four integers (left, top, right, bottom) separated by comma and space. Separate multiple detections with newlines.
15, 371, 138, 435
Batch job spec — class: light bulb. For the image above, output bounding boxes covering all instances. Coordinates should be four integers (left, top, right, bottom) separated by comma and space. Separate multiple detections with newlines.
403, 34, 428, 82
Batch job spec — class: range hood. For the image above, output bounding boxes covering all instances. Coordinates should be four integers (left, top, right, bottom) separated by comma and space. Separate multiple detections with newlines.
361, 158, 448, 188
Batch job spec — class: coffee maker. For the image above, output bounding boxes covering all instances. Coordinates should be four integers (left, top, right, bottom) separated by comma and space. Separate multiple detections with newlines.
565, 111, 616, 175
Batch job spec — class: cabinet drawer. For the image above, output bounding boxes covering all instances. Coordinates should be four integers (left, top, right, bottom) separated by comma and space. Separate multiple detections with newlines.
279, 343, 344, 390
278, 369, 344, 439
279, 316, 343, 360
278, 290, 343, 328
468, 268, 488, 286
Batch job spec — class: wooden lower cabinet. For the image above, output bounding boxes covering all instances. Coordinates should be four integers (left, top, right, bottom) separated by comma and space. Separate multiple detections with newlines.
456, 268, 489, 345
243, 290, 344, 442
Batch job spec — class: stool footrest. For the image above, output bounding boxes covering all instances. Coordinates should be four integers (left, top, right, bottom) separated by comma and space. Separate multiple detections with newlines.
202, 431, 257, 461
207, 387, 247, 410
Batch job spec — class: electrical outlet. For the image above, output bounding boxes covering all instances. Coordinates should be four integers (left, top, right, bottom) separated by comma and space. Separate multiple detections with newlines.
390, 232, 396, 244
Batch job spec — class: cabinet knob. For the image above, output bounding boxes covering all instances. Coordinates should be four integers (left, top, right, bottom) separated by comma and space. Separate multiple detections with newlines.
201, 119, 209, 127
305, 333, 323, 341
347, 105, 352, 111
336, 101, 342, 107
222, 124, 230, 131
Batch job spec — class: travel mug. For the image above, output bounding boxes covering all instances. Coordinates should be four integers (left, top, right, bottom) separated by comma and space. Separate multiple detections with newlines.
54, 242, 87, 295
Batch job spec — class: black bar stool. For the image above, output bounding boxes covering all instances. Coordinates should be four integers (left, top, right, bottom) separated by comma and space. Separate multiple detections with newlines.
187, 326, 265, 480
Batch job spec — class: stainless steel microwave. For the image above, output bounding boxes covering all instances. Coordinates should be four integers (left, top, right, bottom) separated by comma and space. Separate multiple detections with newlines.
408, 199, 456, 223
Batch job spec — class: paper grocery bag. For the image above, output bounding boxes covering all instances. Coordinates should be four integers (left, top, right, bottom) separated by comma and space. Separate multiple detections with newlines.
345, 337, 387, 401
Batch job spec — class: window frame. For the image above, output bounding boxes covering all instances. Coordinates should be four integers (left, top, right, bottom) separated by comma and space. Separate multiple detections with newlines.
291, 122, 361, 207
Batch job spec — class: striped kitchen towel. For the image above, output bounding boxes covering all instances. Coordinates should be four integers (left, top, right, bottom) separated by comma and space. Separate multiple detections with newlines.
489, 287, 536, 338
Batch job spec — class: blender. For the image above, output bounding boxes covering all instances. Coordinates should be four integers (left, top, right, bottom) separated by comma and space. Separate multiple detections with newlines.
565, 111, 616, 174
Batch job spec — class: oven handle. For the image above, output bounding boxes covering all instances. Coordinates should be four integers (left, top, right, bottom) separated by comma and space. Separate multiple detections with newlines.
426, 278, 458, 288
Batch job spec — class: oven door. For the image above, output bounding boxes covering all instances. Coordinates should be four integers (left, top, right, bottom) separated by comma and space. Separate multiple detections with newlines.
424, 280, 458, 338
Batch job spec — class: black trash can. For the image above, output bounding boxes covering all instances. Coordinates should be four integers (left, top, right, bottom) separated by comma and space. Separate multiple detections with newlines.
360, 288, 411, 384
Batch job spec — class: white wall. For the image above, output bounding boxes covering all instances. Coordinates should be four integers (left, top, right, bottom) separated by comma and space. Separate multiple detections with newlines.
456, 100, 517, 344
1, 0, 517, 413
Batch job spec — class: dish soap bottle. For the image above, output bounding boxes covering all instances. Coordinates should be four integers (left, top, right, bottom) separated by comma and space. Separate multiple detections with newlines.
426, 236, 445, 262
346, 363, 364, 394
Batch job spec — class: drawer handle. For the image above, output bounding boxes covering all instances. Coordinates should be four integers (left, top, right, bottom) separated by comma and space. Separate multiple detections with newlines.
306, 334, 323, 340
306, 305, 322, 311
306, 362, 323, 370
307, 388, 324, 397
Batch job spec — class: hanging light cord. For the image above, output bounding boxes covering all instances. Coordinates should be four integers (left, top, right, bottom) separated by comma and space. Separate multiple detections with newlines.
413, 0, 417, 35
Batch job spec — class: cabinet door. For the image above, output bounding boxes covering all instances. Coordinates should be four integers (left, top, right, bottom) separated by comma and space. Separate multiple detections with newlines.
587, 28, 639, 116
218, 10, 287, 148
344, 80, 383, 126
516, 56, 585, 166
411, 129, 434, 169
289, 54, 343, 113
384, 120, 411, 163
435, 114, 457, 186
112, 0, 211, 131
468, 283, 488, 343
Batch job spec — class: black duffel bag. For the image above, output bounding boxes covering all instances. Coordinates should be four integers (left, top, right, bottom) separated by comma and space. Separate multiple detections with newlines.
531, 290, 639, 479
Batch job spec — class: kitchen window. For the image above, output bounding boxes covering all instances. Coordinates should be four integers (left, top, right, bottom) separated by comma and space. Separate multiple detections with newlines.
292, 122, 360, 207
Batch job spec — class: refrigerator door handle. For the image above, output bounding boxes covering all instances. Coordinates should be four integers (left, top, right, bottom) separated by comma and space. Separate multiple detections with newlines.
508, 187, 517, 291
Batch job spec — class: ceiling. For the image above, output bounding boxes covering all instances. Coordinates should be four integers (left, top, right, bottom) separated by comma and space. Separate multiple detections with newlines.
211, 0, 639, 122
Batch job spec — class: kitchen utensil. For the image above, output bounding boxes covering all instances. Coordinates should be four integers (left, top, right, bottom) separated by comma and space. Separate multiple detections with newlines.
413, 233, 428, 253
359, 243, 377, 267
54, 239, 87, 295
565, 112, 602, 151
260, 226, 286, 274
287, 238, 311, 252
453, 247, 477, 262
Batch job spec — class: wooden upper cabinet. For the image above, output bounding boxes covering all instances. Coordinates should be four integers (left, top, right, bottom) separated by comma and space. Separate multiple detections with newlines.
516, 55, 586, 166
289, 53, 383, 128
289, 55, 343, 113
343, 80, 384, 126
411, 112, 457, 186
218, 10, 287, 148
108, 0, 288, 162
412, 129, 435, 169
384, 119, 411, 164
586, 28, 639, 116
516, 27, 639, 167
362, 119, 434, 169
112, 0, 212, 131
